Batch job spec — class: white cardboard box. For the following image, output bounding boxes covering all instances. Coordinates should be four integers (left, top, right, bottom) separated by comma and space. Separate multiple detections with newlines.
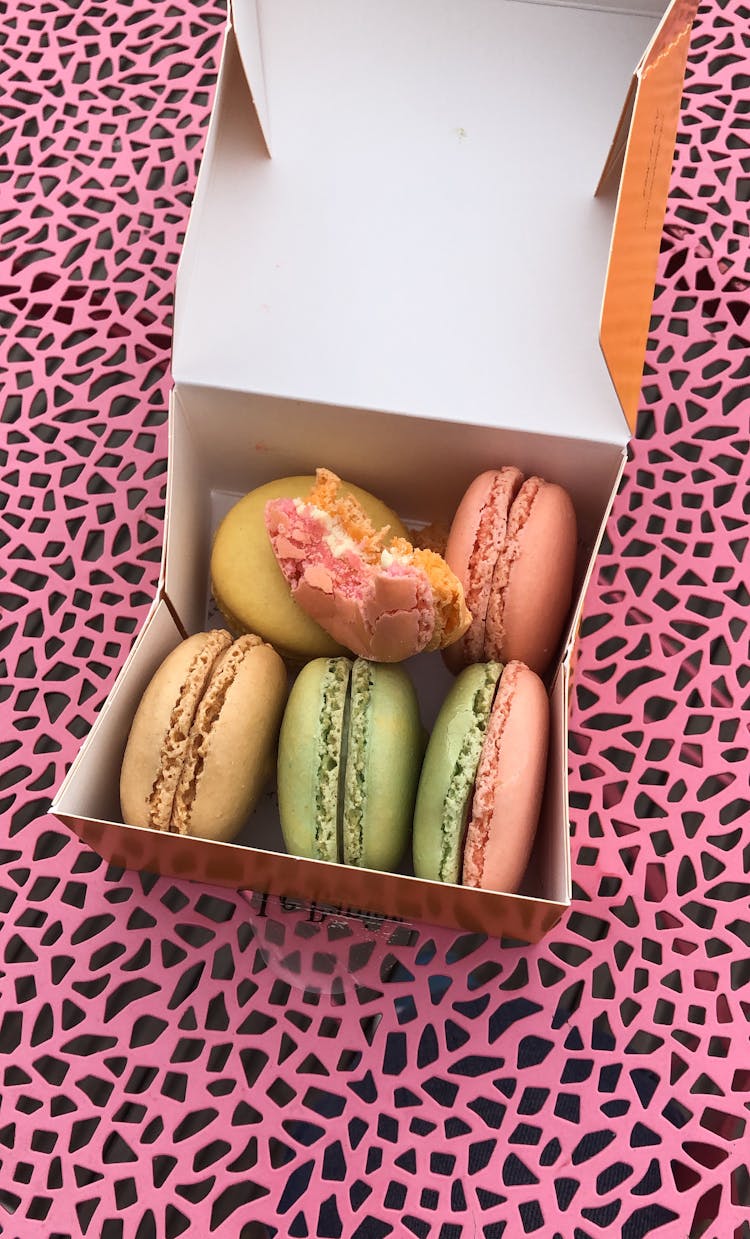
52, 0, 698, 942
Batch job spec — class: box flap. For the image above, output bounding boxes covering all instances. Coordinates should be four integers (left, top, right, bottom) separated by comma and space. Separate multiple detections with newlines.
229, 0, 272, 154
596, 76, 638, 200
174, 0, 661, 447
599, 0, 699, 432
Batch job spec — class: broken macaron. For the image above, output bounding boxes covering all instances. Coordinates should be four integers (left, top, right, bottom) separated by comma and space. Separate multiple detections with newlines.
211, 474, 410, 663
264, 468, 471, 663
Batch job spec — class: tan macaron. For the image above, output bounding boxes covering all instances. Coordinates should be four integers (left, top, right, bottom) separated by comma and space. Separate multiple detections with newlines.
120, 630, 287, 843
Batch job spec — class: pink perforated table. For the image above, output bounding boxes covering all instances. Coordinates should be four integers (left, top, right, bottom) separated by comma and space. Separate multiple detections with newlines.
1, 2, 749, 1237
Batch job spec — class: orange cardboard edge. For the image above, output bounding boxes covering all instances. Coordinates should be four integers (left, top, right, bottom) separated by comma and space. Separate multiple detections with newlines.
56, 813, 568, 945
596, 75, 638, 199
599, 0, 699, 434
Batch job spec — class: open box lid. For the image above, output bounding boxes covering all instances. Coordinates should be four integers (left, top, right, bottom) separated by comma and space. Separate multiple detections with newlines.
172, 0, 675, 446
598, 0, 699, 431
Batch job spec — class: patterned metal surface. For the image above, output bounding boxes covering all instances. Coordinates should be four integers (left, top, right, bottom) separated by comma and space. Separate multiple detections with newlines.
1, 1, 749, 1236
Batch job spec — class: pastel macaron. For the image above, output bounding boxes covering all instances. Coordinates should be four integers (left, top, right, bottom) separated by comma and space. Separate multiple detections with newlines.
413, 660, 549, 893
277, 656, 422, 871
210, 475, 409, 663
265, 469, 470, 664
444, 468, 577, 677
120, 630, 287, 843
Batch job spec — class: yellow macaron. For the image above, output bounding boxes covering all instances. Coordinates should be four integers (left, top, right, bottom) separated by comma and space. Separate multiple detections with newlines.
120, 630, 287, 843
210, 475, 408, 663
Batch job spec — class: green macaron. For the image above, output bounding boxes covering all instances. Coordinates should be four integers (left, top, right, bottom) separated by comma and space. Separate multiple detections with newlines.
278, 656, 422, 872
412, 661, 503, 883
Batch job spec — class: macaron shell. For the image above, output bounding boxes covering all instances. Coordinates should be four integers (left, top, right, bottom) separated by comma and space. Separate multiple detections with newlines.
412, 662, 503, 883
345, 661, 422, 872
211, 476, 409, 662
119, 630, 231, 830
287, 560, 432, 663
174, 636, 288, 843
277, 657, 352, 862
443, 467, 523, 673
462, 661, 549, 894
485, 479, 577, 676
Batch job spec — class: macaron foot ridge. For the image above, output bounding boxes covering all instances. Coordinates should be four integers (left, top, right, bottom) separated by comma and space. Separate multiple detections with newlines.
462, 660, 548, 892
439, 662, 502, 883
484, 476, 542, 658
463, 468, 523, 665
171, 633, 266, 835
314, 657, 352, 863
146, 629, 232, 832
342, 658, 373, 866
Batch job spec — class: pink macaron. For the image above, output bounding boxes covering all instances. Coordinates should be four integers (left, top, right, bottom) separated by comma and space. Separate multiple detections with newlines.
444, 468, 577, 677
462, 660, 549, 892
413, 659, 549, 894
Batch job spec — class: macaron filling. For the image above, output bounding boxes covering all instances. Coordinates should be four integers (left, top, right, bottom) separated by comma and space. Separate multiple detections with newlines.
313, 657, 351, 862
342, 658, 373, 866
269, 499, 371, 587
438, 661, 502, 882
